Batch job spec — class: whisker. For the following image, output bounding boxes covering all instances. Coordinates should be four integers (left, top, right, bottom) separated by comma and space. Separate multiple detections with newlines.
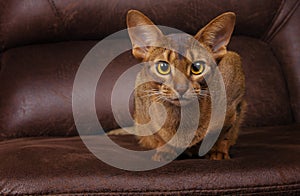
154, 95, 164, 102
139, 92, 162, 98
142, 90, 159, 93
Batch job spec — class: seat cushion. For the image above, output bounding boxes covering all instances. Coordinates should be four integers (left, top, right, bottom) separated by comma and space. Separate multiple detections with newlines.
0, 124, 299, 195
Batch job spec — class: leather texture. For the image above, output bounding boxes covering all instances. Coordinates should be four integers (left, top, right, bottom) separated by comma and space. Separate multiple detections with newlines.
0, 0, 281, 51
0, 125, 299, 195
269, 2, 300, 123
0, 37, 294, 139
0, 0, 299, 195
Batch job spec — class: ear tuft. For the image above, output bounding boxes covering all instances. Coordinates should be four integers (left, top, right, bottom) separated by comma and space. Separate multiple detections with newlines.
195, 12, 236, 60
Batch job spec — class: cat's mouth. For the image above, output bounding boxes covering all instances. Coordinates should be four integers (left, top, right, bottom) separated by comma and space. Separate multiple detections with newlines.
168, 97, 191, 106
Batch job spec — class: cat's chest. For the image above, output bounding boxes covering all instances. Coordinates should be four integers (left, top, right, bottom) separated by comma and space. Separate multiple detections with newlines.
160, 98, 211, 128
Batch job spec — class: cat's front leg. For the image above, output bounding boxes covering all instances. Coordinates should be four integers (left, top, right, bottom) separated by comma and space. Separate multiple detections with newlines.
138, 134, 178, 161
207, 100, 246, 160
206, 122, 240, 160
206, 114, 243, 160
152, 145, 178, 162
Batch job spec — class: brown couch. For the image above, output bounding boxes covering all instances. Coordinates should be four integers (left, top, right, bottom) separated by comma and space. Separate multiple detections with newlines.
0, 0, 299, 195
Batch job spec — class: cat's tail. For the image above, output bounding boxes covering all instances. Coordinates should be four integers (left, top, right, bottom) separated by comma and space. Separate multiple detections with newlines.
107, 127, 134, 135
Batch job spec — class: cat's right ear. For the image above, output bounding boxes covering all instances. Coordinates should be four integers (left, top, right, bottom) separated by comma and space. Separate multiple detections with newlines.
127, 10, 164, 60
194, 12, 236, 60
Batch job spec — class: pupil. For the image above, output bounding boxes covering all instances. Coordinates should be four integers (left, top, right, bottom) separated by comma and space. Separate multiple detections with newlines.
160, 63, 168, 71
193, 63, 200, 71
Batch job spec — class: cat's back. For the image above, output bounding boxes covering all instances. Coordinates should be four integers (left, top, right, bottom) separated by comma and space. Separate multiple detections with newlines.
218, 51, 245, 104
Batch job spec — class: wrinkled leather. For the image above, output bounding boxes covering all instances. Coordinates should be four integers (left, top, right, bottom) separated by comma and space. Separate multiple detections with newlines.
0, 0, 300, 195
270, 3, 300, 123
229, 37, 293, 127
0, 124, 299, 195
0, 37, 294, 139
0, 42, 94, 139
0, 0, 281, 51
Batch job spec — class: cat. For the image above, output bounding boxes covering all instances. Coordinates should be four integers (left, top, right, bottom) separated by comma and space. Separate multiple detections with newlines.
110, 10, 246, 161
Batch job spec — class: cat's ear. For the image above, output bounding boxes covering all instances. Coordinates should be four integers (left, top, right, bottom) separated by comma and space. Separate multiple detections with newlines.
127, 10, 164, 60
195, 12, 236, 60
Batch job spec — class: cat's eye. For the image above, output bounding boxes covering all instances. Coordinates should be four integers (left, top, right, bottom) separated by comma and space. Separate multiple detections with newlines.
156, 61, 171, 75
191, 61, 205, 75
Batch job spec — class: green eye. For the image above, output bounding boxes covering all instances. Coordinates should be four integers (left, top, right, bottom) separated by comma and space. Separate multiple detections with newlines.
156, 61, 171, 75
191, 61, 205, 75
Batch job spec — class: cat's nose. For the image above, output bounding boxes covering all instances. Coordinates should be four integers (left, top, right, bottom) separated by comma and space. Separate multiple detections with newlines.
175, 84, 188, 97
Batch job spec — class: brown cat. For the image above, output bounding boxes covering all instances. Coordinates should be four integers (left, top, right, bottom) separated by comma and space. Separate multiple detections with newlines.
111, 10, 246, 161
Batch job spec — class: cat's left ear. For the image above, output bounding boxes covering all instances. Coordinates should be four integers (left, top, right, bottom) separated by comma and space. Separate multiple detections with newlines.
195, 12, 236, 60
127, 10, 164, 60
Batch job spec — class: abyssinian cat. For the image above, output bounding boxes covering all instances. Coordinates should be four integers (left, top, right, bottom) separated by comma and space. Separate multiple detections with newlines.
110, 10, 246, 161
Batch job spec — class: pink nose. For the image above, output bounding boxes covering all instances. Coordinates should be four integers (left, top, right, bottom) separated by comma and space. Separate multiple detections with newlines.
175, 84, 188, 96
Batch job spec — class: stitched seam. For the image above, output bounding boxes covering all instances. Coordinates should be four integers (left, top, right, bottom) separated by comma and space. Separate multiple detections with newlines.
45, 188, 300, 196
0, 21, 5, 52
0, 34, 4, 52
47, 0, 64, 26
0, 53, 2, 72
266, 0, 300, 43
31, 183, 300, 195
52, 189, 300, 196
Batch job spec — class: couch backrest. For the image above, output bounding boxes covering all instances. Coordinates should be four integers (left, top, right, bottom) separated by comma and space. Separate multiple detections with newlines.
0, 0, 282, 51
0, 0, 299, 140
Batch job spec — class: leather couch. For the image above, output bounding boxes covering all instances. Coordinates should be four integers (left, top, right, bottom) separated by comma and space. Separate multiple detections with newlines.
0, 0, 299, 195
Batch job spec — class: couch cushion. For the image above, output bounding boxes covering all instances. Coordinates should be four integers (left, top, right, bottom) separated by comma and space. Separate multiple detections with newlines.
0, 124, 299, 195
0, 41, 96, 139
0, 36, 293, 139
229, 37, 293, 126
0, 41, 139, 140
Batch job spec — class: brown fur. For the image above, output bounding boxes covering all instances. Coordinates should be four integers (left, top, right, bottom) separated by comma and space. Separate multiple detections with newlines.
123, 10, 246, 161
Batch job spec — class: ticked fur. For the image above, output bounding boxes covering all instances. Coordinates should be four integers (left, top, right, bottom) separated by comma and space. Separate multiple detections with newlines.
125, 10, 246, 161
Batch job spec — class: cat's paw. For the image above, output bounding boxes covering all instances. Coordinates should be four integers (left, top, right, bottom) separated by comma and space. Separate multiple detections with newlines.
206, 139, 231, 160
206, 151, 230, 160
107, 128, 132, 135
152, 150, 178, 162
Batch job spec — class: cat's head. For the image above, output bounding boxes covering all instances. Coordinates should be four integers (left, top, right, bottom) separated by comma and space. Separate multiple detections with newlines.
127, 10, 235, 106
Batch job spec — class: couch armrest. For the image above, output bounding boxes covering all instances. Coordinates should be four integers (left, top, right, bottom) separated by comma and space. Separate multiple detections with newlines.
268, 1, 300, 122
